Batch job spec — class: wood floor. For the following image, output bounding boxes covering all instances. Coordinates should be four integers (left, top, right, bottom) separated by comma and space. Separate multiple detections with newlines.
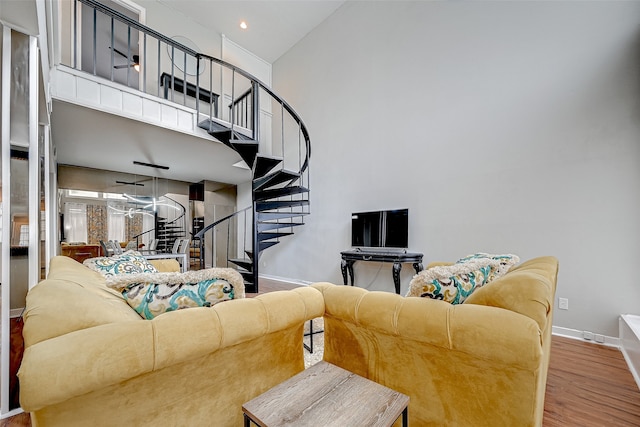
4, 279, 639, 426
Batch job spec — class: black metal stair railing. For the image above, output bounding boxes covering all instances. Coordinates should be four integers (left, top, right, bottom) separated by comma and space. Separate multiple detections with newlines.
71, 0, 311, 293
126, 194, 188, 252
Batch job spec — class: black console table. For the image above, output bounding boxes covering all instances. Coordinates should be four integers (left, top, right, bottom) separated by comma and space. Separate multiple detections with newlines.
340, 250, 424, 295
160, 72, 219, 116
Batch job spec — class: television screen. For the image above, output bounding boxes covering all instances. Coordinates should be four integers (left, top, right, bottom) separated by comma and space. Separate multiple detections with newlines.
351, 209, 408, 249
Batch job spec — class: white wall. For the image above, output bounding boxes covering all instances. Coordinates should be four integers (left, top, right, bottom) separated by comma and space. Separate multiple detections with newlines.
268, 1, 640, 337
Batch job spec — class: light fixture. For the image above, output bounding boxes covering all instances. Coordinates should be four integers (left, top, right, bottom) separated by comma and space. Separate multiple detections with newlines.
240, 21, 248, 30
133, 160, 169, 170
134, 63, 140, 72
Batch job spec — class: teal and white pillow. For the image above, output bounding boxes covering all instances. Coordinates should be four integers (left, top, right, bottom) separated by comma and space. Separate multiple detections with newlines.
406, 253, 519, 304
456, 253, 520, 276
83, 250, 158, 278
106, 268, 245, 320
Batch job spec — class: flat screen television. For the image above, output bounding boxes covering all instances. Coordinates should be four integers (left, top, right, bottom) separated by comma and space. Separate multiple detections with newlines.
351, 208, 409, 249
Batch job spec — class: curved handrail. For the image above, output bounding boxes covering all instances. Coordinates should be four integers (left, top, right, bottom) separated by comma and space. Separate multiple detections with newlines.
194, 206, 251, 240
196, 52, 312, 175
163, 195, 187, 226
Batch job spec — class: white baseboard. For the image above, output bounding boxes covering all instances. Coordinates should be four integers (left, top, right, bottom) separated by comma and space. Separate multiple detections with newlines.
0, 407, 23, 419
10, 308, 24, 318
552, 325, 620, 348
258, 274, 311, 286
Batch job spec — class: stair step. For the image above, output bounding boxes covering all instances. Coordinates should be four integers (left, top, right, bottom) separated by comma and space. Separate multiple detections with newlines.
198, 119, 230, 134
258, 232, 294, 242
229, 258, 253, 270
256, 199, 309, 212
253, 170, 300, 191
254, 186, 309, 201
254, 155, 283, 179
207, 129, 254, 147
230, 139, 259, 169
257, 212, 309, 222
238, 270, 254, 282
259, 241, 280, 252
257, 221, 305, 232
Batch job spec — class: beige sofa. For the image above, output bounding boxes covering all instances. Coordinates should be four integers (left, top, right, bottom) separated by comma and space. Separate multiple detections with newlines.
312, 256, 558, 427
18, 256, 324, 426
20, 255, 557, 426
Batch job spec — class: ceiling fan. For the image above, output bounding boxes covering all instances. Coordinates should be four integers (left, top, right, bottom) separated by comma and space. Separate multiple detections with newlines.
110, 47, 140, 71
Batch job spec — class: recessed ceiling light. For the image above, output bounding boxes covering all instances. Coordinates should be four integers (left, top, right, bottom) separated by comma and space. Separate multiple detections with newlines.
240, 21, 248, 30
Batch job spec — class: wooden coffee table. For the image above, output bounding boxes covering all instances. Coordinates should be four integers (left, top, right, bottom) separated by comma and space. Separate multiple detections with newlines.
242, 361, 409, 426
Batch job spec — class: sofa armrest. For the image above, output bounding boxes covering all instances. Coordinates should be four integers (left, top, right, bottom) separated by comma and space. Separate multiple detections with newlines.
463, 256, 559, 332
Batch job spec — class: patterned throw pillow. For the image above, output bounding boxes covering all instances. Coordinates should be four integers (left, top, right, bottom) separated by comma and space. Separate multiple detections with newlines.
83, 250, 158, 277
406, 253, 519, 304
106, 268, 245, 320
456, 253, 520, 276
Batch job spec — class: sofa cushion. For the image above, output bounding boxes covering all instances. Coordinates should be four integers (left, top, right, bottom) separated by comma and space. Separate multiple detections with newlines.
106, 268, 245, 319
83, 250, 158, 277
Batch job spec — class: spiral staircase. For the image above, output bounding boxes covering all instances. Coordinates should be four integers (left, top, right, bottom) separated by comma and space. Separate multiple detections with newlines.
72, 0, 311, 294
195, 111, 311, 293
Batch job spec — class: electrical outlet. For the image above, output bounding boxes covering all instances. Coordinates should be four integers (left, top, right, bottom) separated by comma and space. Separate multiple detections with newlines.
558, 297, 569, 310
595, 334, 605, 343
583, 331, 594, 340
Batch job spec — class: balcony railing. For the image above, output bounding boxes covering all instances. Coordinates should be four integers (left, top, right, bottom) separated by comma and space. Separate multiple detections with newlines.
69, 0, 310, 180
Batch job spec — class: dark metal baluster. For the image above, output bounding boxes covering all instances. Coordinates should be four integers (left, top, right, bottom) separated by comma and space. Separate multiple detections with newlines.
142, 33, 147, 93
231, 70, 236, 130
110, 17, 114, 81
182, 49, 187, 106
170, 46, 175, 102
126, 25, 131, 86
92, 8, 97, 75
73, 0, 77, 69
281, 102, 285, 168
196, 55, 200, 117
298, 123, 302, 187
209, 58, 213, 122
157, 40, 162, 98
252, 82, 259, 141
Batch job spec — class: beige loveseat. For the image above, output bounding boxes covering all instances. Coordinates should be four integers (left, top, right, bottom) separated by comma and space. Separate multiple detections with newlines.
18, 256, 323, 426
312, 256, 559, 426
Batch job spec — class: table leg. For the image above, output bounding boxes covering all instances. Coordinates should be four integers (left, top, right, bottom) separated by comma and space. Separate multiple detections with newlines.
403, 407, 408, 427
347, 261, 354, 286
341, 259, 348, 286
243, 413, 252, 427
392, 262, 402, 294
341, 260, 355, 286
413, 262, 423, 274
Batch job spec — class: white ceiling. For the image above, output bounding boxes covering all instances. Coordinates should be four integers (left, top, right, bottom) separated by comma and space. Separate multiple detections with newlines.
156, 0, 345, 63
52, 101, 251, 185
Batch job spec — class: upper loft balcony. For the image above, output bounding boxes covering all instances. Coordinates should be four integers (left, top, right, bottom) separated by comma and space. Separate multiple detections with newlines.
49, 0, 309, 187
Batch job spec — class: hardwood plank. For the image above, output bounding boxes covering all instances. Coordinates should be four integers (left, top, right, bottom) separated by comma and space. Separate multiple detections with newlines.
543, 335, 640, 426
